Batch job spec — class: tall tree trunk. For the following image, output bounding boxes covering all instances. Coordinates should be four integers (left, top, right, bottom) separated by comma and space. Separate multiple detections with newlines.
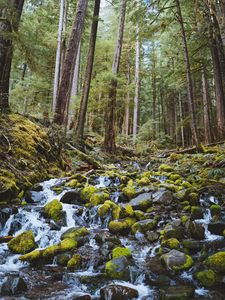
178, 92, 185, 148
0, 0, 24, 112
52, 0, 65, 113
76, 0, 101, 139
175, 0, 200, 147
201, 64, 212, 144
54, 0, 88, 125
133, 24, 140, 145
124, 56, 131, 137
152, 46, 157, 140
104, 0, 127, 152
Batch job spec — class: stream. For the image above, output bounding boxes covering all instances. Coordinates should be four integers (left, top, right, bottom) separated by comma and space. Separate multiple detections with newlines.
0, 169, 225, 299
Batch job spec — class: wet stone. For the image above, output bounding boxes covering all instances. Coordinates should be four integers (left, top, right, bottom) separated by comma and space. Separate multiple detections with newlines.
1, 274, 27, 296
188, 221, 205, 240
160, 285, 194, 300
152, 189, 173, 206
100, 284, 139, 300
129, 193, 152, 210
208, 221, 225, 236
60, 191, 82, 205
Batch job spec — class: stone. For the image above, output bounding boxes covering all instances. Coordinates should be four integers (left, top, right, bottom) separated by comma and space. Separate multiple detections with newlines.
60, 191, 81, 204
131, 219, 157, 234
1, 274, 27, 295
152, 189, 173, 205
196, 269, 216, 287
160, 285, 194, 300
100, 285, 138, 300
163, 224, 182, 240
8, 231, 36, 254
188, 221, 205, 240
208, 222, 225, 236
129, 193, 152, 211
161, 250, 193, 271
206, 252, 225, 273
61, 227, 89, 241
105, 256, 129, 280
147, 231, 159, 242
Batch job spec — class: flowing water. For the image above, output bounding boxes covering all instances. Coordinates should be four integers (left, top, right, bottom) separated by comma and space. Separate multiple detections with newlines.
0, 174, 224, 299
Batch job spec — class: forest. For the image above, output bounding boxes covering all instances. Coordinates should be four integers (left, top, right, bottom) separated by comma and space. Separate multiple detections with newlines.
0, 0, 225, 299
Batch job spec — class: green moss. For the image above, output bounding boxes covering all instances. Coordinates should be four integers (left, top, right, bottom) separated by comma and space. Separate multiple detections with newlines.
67, 254, 82, 270
104, 200, 117, 208
131, 219, 156, 234
181, 215, 188, 225
20, 249, 42, 262
42, 245, 59, 257
125, 217, 137, 227
137, 177, 151, 186
159, 164, 173, 172
169, 153, 183, 162
162, 238, 180, 249
65, 179, 78, 188
44, 199, 63, 222
196, 270, 216, 287
59, 238, 77, 251
57, 253, 71, 266
206, 252, 225, 273
191, 206, 203, 219
210, 204, 221, 216
108, 220, 129, 234
98, 203, 111, 218
105, 258, 128, 280
112, 205, 121, 220
61, 227, 89, 240
112, 247, 132, 259
169, 174, 181, 181
173, 255, 193, 271
8, 231, 36, 254
122, 180, 136, 199
134, 210, 145, 220
90, 191, 110, 206
80, 185, 97, 203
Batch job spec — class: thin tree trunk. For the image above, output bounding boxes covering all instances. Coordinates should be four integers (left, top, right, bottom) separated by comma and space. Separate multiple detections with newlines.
104, 0, 127, 152
175, 0, 199, 147
52, 0, 65, 113
0, 0, 24, 112
178, 92, 185, 148
133, 24, 140, 145
76, 0, 101, 139
152, 46, 157, 140
54, 0, 88, 125
124, 57, 131, 137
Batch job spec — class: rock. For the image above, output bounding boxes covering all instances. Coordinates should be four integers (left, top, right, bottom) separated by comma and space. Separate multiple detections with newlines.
8, 231, 36, 254
196, 269, 216, 287
112, 247, 132, 259
210, 204, 221, 216
152, 189, 173, 205
188, 221, 205, 240
108, 220, 129, 234
80, 185, 97, 203
147, 231, 159, 242
1, 274, 27, 295
162, 238, 180, 250
56, 253, 71, 266
183, 239, 202, 252
60, 191, 81, 204
190, 206, 203, 220
161, 250, 193, 271
61, 227, 89, 241
0, 208, 13, 230
43, 199, 64, 223
206, 252, 225, 273
163, 224, 183, 240
67, 254, 82, 270
105, 256, 129, 280
129, 193, 152, 211
208, 222, 225, 236
131, 219, 156, 234
147, 256, 168, 275
0, 236, 13, 243
90, 192, 110, 206
100, 285, 138, 300
160, 285, 194, 300
68, 292, 91, 300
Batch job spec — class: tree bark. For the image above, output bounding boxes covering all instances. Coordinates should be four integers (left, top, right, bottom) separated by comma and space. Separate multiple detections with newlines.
104, 0, 127, 152
52, 0, 65, 113
175, 0, 200, 147
76, 0, 101, 139
0, 0, 24, 112
54, 0, 88, 125
133, 24, 140, 145
124, 56, 131, 137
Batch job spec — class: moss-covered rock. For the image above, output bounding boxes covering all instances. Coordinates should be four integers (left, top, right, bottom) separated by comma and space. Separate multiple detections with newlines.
98, 203, 111, 218
162, 238, 180, 250
108, 220, 129, 234
131, 219, 156, 234
43, 199, 63, 222
112, 247, 132, 259
190, 206, 203, 220
122, 180, 136, 200
56, 253, 71, 266
196, 269, 216, 287
19, 249, 42, 262
161, 250, 193, 271
8, 231, 36, 254
61, 227, 89, 241
65, 179, 79, 188
159, 164, 173, 172
67, 254, 82, 270
90, 191, 110, 206
210, 204, 221, 216
205, 252, 225, 273
105, 256, 129, 280
80, 185, 97, 203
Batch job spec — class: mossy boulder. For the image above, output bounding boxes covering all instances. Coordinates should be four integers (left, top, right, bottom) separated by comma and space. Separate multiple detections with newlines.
8, 231, 36, 254
190, 206, 203, 220
108, 220, 129, 234
90, 191, 110, 206
43, 199, 63, 222
65, 179, 79, 188
159, 164, 173, 172
162, 238, 180, 250
129, 193, 152, 211
19, 249, 42, 262
205, 252, 225, 273
98, 203, 111, 218
80, 185, 97, 203
0, 173, 19, 203
105, 256, 129, 280
56, 253, 71, 266
122, 182, 137, 200
131, 219, 156, 234
119, 204, 134, 218
163, 224, 183, 240
67, 254, 82, 270
112, 247, 132, 259
196, 269, 216, 287
61, 227, 89, 241
161, 250, 193, 271
210, 204, 221, 216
